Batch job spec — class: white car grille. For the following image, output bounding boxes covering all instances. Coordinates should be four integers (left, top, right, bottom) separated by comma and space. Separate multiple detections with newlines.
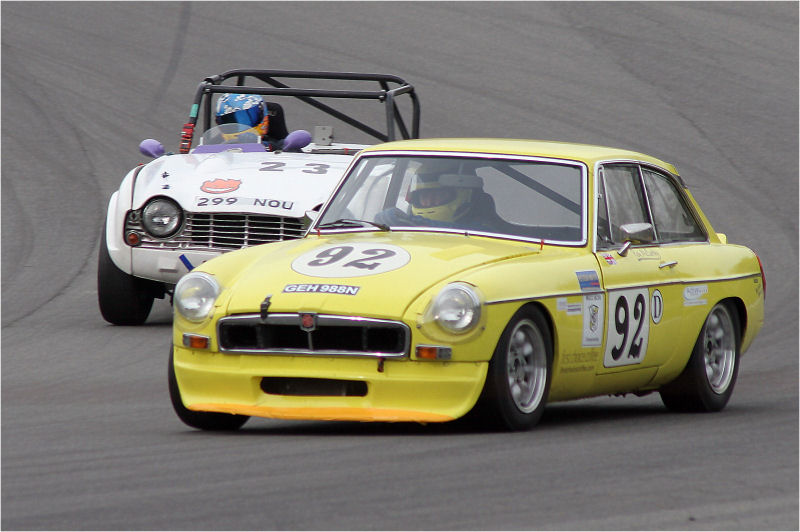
129, 212, 307, 250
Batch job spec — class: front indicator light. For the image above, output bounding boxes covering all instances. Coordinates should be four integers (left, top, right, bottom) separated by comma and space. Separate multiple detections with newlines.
416, 345, 452, 360
183, 334, 210, 349
126, 231, 141, 246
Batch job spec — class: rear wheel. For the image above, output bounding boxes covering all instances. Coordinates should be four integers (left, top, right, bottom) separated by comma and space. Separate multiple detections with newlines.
660, 302, 740, 412
477, 306, 553, 431
168, 348, 249, 431
97, 224, 158, 325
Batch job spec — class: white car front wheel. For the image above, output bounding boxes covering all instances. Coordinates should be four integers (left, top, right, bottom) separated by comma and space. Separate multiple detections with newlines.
97, 224, 158, 325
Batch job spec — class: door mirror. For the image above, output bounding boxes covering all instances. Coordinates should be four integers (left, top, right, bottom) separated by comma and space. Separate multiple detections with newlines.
620, 222, 655, 244
139, 139, 165, 158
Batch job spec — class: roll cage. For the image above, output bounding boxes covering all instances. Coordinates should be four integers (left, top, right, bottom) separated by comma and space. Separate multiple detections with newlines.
179, 69, 421, 153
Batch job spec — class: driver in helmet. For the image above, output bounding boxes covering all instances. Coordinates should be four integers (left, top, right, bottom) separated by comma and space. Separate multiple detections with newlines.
376, 171, 489, 229
214, 93, 286, 150
409, 173, 483, 223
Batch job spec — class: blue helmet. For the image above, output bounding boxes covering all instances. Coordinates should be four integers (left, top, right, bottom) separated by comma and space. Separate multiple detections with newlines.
215, 93, 265, 127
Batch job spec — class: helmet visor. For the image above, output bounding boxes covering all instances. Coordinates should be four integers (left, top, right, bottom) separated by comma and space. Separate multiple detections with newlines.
409, 187, 458, 208
216, 106, 262, 126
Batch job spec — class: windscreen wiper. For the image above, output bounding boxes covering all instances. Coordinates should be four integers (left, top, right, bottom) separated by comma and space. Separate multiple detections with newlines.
317, 219, 390, 232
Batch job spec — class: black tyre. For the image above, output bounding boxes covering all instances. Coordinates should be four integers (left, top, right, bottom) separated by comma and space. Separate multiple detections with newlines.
168, 348, 249, 431
477, 306, 553, 431
97, 224, 155, 325
660, 302, 740, 412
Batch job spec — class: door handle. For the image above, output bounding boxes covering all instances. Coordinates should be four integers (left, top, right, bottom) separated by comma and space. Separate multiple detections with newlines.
659, 260, 678, 269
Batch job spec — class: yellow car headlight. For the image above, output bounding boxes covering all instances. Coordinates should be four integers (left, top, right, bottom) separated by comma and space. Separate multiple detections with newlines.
174, 272, 220, 322
430, 282, 482, 334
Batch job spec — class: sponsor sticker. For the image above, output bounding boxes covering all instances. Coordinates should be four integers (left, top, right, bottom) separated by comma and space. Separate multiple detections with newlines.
683, 284, 708, 306
576, 270, 601, 291
201, 178, 241, 194
557, 297, 583, 315
632, 248, 661, 261
601, 254, 617, 265
582, 293, 604, 347
560, 351, 598, 374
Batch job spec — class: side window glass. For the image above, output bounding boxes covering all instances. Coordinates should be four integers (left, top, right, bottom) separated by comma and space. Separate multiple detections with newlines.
642, 168, 706, 242
596, 170, 613, 248
598, 164, 654, 246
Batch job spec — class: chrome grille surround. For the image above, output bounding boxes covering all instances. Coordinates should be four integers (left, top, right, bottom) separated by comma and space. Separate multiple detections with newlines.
217, 313, 411, 358
126, 212, 306, 250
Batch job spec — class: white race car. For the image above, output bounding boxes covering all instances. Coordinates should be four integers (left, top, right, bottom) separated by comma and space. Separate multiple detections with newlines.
98, 69, 420, 325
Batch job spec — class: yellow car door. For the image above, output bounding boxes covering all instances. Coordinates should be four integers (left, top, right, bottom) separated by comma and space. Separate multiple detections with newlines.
590, 162, 701, 394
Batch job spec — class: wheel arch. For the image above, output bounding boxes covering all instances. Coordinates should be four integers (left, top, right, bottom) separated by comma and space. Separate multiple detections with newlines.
719, 296, 746, 350
513, 300, 556, 350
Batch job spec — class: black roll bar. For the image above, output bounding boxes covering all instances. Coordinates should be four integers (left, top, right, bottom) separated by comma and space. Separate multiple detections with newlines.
181, 69, 420, 152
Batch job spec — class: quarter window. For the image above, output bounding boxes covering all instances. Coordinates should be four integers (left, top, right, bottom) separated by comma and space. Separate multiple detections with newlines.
641, 168, 705, 242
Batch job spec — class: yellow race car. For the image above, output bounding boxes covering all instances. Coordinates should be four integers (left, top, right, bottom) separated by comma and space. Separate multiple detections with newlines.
169, 138, 766, 431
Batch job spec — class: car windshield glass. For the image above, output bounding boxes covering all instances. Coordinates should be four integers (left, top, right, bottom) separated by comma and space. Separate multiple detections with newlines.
318, 154, 586, 243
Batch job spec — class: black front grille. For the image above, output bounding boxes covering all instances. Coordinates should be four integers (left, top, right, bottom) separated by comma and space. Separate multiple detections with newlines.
217, 314, 410, 358
260, 377, 367, 397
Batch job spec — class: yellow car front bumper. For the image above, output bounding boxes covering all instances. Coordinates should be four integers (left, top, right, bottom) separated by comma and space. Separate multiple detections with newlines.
173, 346, 489, 423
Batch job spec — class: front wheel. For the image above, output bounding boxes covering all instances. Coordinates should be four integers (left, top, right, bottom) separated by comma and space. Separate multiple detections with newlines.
659, 302, 740, 412
477, 306, 553, 431
168, 348, 249, 431
97, 224, 156, 325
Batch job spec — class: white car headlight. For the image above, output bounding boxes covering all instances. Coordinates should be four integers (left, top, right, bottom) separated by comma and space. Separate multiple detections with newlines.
174, 272, 220, 322
431, 282, 482, 334
142, 198, 182, 238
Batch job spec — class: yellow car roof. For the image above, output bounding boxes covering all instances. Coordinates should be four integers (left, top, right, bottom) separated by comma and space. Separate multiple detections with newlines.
362, 138, 679, 176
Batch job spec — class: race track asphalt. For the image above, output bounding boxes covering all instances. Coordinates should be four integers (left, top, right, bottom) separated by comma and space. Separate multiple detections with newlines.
2, 2, 797, 529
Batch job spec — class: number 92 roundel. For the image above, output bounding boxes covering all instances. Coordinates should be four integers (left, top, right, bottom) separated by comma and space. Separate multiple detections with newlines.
292, 243, 411, 278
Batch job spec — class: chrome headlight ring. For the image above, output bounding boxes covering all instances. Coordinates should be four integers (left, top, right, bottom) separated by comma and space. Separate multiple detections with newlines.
430, 282, 482, 334
174, 272, 220, 322
141, 197, 183, 238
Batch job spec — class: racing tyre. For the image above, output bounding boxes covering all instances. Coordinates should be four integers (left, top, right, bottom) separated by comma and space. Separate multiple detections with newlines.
659, 302, 740, 412
168, 348, 249, 431
97, 224, 155, 325
479, 306, 553, 431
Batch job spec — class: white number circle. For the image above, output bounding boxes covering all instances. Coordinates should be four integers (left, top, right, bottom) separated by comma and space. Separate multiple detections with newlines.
651, 289, 663, 324
292, 243, 410, 278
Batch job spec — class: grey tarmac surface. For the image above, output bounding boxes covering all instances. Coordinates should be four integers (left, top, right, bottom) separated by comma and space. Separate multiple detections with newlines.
2, 2, 797, 530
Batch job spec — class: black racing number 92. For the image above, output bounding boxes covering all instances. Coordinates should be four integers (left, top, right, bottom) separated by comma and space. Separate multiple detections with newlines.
604, 289, 650, 367
292, 242, 410, 278
307, 245, 396, 271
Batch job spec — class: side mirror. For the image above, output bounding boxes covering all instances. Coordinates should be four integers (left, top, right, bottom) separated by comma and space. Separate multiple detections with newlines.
620, 222, 655, 244
283, 130, 312, 152
139, 139, 165, 158
617, 223, 655, 256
